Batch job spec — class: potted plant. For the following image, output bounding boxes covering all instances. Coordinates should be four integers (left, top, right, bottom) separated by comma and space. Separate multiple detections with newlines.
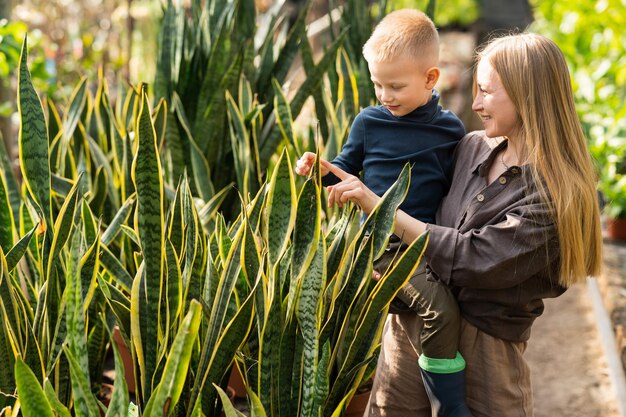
597, 138, 626, 240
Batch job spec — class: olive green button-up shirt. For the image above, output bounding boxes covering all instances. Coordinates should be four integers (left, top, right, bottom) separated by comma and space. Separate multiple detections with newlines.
425, 131, 565, 342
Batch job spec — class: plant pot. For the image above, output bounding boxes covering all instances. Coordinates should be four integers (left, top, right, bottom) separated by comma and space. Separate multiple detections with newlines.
228, 365, 247, 399
345, 389, 371, 417
607, 217, 626, 241
112, 326, 136, 394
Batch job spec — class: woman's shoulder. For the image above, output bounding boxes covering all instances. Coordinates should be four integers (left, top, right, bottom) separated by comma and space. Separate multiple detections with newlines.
458, 131, 508, 151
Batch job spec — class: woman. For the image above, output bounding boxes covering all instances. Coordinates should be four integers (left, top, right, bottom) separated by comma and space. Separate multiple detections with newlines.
318, 33, 603, 416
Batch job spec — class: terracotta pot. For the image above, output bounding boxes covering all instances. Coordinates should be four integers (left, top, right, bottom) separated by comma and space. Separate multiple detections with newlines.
112, 326, 136, 394
607, 217, 626, 241
345, 389, 371, 417
228, 365, 247, 399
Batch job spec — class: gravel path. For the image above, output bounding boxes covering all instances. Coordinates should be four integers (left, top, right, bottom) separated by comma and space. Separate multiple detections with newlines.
526, 282, 620, 416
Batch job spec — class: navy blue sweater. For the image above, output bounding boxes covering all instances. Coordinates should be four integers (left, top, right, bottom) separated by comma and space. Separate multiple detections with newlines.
324, 91, 465, 224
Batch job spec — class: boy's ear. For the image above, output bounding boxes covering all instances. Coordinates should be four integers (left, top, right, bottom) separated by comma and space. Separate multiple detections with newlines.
425, 67, 440, 89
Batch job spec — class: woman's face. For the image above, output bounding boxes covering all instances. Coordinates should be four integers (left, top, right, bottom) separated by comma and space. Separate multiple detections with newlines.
472, 58, 521, 140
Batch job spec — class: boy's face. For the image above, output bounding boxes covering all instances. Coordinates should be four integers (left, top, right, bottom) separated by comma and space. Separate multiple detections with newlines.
369, 55, 436, 117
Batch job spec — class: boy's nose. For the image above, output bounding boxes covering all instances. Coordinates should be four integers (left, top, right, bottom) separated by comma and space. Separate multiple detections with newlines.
380, 89, 393, 103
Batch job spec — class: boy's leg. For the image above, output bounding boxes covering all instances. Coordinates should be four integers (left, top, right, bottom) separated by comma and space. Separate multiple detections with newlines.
374, 242, 471, 416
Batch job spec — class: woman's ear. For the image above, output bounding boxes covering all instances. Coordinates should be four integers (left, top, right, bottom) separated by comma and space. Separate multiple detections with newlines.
425, 67, 440, 89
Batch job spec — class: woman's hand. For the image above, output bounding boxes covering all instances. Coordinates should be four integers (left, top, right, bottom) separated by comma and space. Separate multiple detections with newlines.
323, 161, 380, 214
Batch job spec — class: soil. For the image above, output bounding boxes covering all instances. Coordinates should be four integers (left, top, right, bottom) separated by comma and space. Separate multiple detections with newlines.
526, 282, 619, 417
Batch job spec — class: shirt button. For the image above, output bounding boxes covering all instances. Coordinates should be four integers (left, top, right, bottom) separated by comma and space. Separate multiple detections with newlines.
499, 177, 507, 184
477, 194, 485, 202
511, 168, 519, 174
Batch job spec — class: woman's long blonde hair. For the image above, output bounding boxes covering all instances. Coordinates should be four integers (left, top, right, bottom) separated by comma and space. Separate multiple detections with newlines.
478, 33, 602, 287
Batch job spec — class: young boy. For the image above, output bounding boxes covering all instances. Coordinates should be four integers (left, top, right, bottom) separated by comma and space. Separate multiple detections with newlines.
295, 9, 471, 417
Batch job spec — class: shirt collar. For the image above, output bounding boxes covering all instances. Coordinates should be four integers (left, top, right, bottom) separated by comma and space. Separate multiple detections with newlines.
472, 138, 526, 178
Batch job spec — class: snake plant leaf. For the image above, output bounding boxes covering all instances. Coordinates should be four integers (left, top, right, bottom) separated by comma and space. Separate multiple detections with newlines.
0, 172, 15, 252
152, 98, 168, 150
272, 79, 300, 156
65, 224, 90, 385
63, 77, 88, 144
328, 232, 429, 412
214, 385, 247, 417
311, 340, 331, 416
101, 193, 135, 246
6, 228, 37, 274
62, 346, 101, 417
179, 102, 215, 202
86, 134, 119, 210
131, 88, 165, 405
46, 96, 62, 146
164, 104, 186, 188
46, 173, 82, 280
165, 239, 182, 337
43, 379, 71, 417
14, 358, 54, 417
196, 276, 257, 417
298, 237, 326, 417
105, 326, 130, 417
98, 274, 131, 340
0, 138, 20, 228
189, 223, 245, 415
154, 0, 179, 104
336, 48, 359, 122
51, 173, 74, 198
360, 163, 411, 260
143, 300, 202, 417
258, 0, 311, 101
199, 183, 235, 232
288, 178, 321, 314
240, 386, 265, 417
99, 245, 133, 292
265, 149, 296, 267
17, 35, 52, 232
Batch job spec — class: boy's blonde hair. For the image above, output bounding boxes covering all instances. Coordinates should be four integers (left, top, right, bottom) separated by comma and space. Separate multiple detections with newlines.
477, 33, 603, 287
363, 9, 439, 65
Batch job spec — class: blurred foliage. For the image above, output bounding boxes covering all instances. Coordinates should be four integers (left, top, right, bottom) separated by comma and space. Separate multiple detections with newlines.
388, 0, 479, 28
12, 0, 161, 100
0, 19, 48, 115
531, 0, 626, 218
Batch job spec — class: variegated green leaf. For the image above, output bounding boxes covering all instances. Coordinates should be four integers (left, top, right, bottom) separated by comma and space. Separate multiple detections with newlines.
214, 385, 246, 417
43, 380, 71, 417
101, 194, 135, 246
105, 325, 130, 417
5, 226, 36, 272
0, 171, 15, 252
143, 300, 202, 417
265, 149, 296, 267
14, 358, 54, 417
63, 77, 88, 143
17, 35, 52, 230
298, 237, 325, 417
272, 78, 299, 156
62, 346, 101, 417
131, 88, 165, 404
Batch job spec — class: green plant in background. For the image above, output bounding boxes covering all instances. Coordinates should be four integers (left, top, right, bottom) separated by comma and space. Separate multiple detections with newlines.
531, 0, 626, 219
153, 0, 348, 218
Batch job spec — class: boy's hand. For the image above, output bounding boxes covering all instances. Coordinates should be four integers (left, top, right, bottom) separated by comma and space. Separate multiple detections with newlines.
295, 152, 329, 177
